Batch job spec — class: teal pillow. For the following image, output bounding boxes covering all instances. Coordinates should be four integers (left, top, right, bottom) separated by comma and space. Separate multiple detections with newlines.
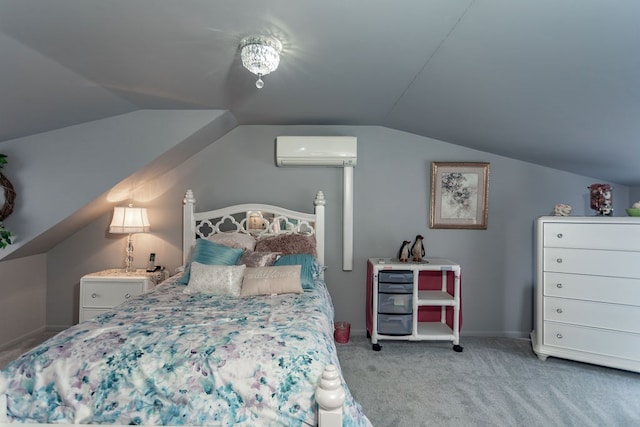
274, 253, 316, 289
178, 239, 244, 284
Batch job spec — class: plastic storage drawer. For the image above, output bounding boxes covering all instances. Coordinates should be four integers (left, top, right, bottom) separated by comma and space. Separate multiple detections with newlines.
378, 270, 413, 283
378, 293, 413, 314
378, 282, 413, 294
377, 314, 412, 335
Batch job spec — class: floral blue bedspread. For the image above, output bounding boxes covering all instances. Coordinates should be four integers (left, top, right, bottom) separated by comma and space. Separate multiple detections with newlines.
1, 278, 371, 426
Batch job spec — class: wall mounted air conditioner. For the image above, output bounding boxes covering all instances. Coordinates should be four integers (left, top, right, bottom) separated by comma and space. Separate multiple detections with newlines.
276, 136, 357, 167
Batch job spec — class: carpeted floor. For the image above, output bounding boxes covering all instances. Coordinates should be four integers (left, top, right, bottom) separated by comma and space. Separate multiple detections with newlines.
0, 330, 58, 370
336, 335, 640, 427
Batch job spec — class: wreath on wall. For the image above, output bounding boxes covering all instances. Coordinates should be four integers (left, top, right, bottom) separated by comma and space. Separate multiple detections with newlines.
0, 154, 15, 248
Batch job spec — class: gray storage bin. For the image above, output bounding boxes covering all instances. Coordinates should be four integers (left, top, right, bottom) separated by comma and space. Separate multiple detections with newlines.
378, 270, 413, 284
377, 314, 412, 335
378, 293, 412, 314
378, 282, 413, 294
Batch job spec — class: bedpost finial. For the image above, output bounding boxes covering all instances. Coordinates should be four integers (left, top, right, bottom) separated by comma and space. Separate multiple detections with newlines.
314, 190, 326, 206
315, 364, 345, 411
184, 189, 196, 205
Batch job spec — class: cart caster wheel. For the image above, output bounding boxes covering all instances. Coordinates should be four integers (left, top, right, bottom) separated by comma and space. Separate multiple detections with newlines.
372, 343, 382, 351
453, 344, 464, 352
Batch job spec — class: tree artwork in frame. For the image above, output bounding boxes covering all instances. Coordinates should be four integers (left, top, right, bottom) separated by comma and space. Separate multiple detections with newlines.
430, 162, 490, 229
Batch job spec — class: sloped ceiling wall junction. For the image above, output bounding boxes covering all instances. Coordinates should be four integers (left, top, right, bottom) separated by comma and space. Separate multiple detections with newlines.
0, 110, 237, 262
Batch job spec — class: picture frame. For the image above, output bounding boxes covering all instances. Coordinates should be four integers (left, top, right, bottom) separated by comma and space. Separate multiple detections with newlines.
430, 162, 490, 229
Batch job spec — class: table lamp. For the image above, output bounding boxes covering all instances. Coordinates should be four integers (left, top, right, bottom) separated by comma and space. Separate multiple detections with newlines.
109, 204, 150, 272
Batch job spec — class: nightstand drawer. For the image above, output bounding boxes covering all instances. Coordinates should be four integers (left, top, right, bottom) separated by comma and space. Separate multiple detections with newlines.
81, 281, 145, 308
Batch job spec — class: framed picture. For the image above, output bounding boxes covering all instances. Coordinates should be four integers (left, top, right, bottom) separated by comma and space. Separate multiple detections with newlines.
430, 162, 490, 229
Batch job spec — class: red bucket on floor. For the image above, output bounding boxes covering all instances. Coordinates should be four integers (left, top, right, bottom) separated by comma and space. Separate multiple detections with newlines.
334, 321, 350, 343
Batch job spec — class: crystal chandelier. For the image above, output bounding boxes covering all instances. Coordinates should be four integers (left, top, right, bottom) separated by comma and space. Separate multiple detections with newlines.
240, 35, 282, 88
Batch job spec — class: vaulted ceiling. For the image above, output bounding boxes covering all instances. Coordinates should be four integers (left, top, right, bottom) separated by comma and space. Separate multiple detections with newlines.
1, 0, 639, 184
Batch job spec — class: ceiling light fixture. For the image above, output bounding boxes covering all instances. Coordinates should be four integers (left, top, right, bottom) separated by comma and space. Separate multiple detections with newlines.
240, 35, 282, 89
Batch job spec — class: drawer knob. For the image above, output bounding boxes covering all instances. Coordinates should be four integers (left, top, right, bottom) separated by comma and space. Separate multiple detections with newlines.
556, 333, 563, 339
125, 293, 131, 299
556, 233, 563, 238
556, 258, 563, 263
91, 293, 98, 298
556, 283, 563, 289
556, 308, 563, 314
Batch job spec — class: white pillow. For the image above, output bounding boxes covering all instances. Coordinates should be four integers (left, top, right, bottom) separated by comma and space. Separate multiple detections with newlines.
241, 265, 302, 297
183, 262, 246, 297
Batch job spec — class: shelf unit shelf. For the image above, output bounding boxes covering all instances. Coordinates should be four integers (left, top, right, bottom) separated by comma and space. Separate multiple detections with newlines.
417, 290, 455, 306
416, 322, 454, 338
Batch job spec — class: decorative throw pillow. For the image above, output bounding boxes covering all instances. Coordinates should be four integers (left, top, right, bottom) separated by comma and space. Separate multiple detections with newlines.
208, 232, 256, 251
239, 251, 281, 267
178, 238, 244, 284
312, 261, 327, 279
254, 233, 317, 257
273, 253, 316, 289
241, 265, 302, 297
183, 262, 246, 296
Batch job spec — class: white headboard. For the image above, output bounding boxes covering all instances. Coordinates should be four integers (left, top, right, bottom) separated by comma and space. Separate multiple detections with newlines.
183, 190, 326, 266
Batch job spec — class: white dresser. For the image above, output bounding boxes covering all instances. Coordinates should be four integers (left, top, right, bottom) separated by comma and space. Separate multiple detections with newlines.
532, 216, 640, 373
79, 269, 166, 322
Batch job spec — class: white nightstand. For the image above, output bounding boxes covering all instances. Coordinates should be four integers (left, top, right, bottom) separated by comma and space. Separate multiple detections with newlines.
79, 269, 167, 322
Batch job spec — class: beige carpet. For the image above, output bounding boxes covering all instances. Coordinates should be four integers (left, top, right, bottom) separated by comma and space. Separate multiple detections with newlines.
0, 330, 58, 369
336, 336, 640, 427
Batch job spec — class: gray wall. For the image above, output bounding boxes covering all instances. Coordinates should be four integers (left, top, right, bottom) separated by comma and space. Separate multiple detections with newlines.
43, 125, 629, 338
629, 187, 640, 205
0, 254, 46, 345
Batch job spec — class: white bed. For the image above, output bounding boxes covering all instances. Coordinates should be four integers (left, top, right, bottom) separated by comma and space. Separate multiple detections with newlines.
0, 190, 370, 427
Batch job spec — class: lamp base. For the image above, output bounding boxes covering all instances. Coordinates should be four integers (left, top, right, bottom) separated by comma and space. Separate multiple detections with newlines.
124, 233, 135, 273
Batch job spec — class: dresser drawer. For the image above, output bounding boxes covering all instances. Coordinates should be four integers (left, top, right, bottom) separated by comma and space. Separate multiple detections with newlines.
544, 248, 640, 279
544, 222, 640, 251
81, 280, 145, 308
543, 322, 640, 362
544, 272, 640, 306
544, 297, 640, 334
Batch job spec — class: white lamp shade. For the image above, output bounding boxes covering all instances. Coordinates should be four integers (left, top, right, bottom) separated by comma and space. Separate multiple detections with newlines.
109, 206, 150, 234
